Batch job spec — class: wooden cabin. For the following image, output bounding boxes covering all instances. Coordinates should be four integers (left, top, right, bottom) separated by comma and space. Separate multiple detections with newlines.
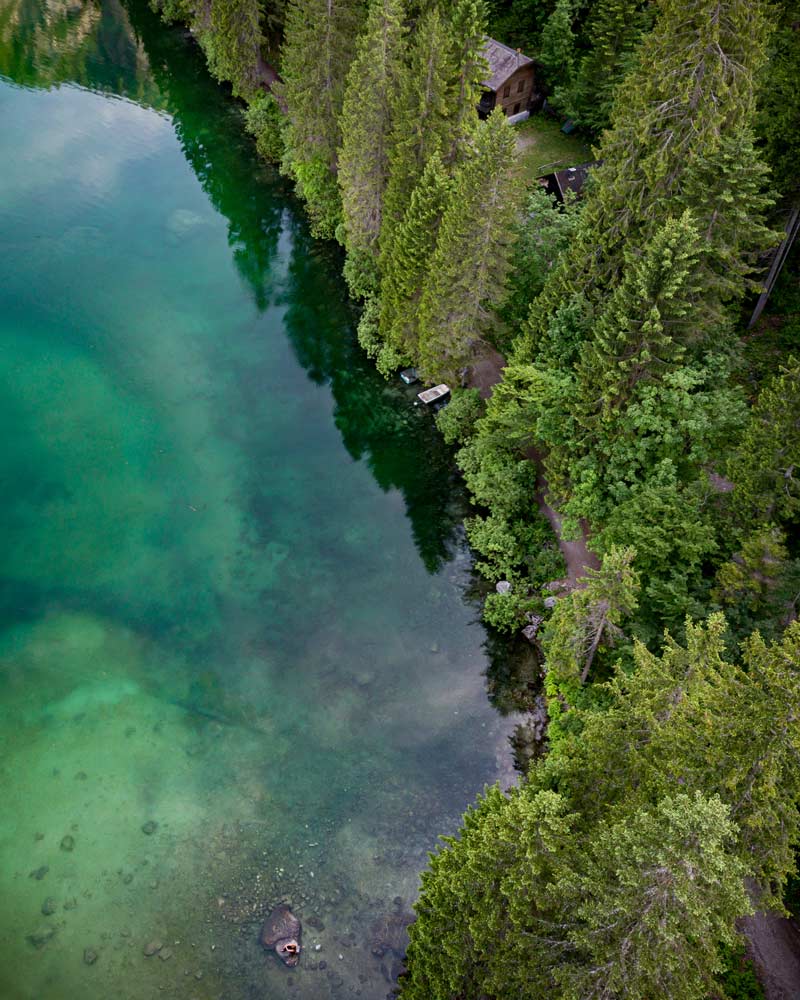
478, 38, 537, 121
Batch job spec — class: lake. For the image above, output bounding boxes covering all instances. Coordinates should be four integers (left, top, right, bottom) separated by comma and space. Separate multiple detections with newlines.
0, 2, 522, 998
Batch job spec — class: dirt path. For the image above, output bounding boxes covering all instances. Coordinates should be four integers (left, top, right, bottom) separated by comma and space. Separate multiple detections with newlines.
469, 349, 598, 587
741, 911, 800, 1000
534, 485, 600, 587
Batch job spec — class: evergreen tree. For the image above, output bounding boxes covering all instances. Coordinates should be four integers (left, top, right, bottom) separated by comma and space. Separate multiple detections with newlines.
727, 358, 800, 530
417, 109, 519, 382
402, 785, 573, 1000
379, 152, 453, 366
537, 0, 578, 99
279, 0, 364, 237
756, 0, 800, 189
712, 527, 800, 640
205, 0, 265, 99
554, 793, 750, 1000
553, 615, 800, 900
402, 615, 800, 998
445, 0, 490, 164
575, 210, 703, 424
542, 546, 639, 738
502, 187, 583, 338
564, 0, 651, 131
591, 468, 721, 624
379, 7, 456, 257
338, 0, 405, 281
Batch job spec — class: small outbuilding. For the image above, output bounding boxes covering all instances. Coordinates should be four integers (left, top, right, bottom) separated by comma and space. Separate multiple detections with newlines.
478, 38, 538, 122
541, 162, 599, 202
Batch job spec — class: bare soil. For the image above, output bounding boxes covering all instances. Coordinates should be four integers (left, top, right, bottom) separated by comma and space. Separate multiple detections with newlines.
741, 911, 800, 1000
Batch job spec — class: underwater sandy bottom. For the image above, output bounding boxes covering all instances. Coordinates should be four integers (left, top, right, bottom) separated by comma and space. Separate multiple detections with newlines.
0, 609, 517, 1000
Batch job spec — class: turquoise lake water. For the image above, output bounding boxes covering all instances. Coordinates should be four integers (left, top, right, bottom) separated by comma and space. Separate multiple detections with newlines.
0, 2, 521, 997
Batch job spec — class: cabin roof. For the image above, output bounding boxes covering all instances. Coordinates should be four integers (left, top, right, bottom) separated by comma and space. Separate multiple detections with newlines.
541, 162, 599, 200
481, 37, 534, 92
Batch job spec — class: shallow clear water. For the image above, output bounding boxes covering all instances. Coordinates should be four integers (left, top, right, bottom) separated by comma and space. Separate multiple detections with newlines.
0, 2, 519, 998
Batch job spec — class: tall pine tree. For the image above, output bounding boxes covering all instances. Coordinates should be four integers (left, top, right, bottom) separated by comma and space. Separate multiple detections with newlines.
563, 0, 651, 131
379, 7, 456, 258
279, 0, 364, 237
379, 152, 453, 367
338, 0, 405, 285
417, 109, 519, 383
205, 0, 265, 99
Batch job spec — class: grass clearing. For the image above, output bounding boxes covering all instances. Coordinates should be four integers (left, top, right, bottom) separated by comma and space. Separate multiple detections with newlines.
514, 114, 593, 184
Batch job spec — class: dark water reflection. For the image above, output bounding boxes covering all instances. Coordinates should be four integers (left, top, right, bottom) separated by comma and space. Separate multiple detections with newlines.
0, 3, 520, 999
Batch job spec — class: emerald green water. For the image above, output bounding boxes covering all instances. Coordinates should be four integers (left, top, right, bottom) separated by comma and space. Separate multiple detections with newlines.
0, 2, 518, 998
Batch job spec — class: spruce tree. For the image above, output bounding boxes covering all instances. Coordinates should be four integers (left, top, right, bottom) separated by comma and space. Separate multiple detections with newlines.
537, 0, 578, 101
206, 0, 265, 99
542, 546, 639, 740
338, 0, 405, 281
727, 358, 800, 530
552, 614, 800, 900
379, 152, 453, 365
757, 0, 800, 186
445, 0, 490, 165
554, 793, 750, 1000
379, 7, 456, 257
417, 109, 519, 383
575, 210, 703, 424
564, 0, 651, 131
402, 615, 800, 998
279, 0, 364, 237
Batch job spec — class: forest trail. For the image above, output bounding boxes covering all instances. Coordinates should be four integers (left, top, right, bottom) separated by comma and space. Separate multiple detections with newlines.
742, 911, 800, 1000
532, 476, 600, 588
469, 349, 599, 588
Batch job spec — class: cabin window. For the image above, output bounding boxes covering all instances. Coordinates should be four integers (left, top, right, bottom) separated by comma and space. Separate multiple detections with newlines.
503, 84, 510, 98
513, 102, 521, 115
517, 79, 525, 93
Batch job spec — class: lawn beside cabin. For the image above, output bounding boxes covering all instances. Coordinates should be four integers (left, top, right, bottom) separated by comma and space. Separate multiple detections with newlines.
514, 114, 592, 183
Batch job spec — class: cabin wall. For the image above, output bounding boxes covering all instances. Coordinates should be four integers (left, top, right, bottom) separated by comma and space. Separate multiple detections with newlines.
496, 65, 535, 117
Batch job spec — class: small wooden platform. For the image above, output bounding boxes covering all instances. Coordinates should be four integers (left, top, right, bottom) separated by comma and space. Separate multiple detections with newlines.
417, 384, 450, 405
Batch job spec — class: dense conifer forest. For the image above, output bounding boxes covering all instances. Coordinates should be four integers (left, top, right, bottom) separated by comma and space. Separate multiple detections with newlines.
149, 0, 800, 995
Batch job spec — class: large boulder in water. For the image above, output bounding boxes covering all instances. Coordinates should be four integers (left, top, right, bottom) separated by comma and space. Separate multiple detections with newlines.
260, 905, 301, 967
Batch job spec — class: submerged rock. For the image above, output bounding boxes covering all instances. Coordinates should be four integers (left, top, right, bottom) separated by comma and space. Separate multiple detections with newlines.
369, 909, 413, 960
83, 948, 98, 965
29, 866, 49, 881
27, 926, 56, 949
260, 905, 302, 967
41, 898, 58, 916
143, 940, 163, 957
60, 834, 75, 852
141, 820, 158, 835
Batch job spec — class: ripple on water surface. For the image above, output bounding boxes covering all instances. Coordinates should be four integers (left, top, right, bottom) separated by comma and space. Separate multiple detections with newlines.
0, 3, 517, 999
